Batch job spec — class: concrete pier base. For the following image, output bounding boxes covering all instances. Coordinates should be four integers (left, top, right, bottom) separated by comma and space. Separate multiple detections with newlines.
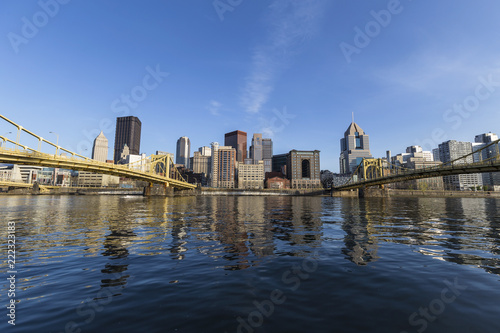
331, 189, 358, 197
143, 184, 174, 196
358, 186, 388, 198
32, 182, 41, 195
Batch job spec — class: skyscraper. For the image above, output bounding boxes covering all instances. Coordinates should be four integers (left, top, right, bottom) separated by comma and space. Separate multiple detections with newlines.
238, 161, 265, 189
198, 146, 212, 156
262, 138, 273, 173
176, 136, 191, 169
287, 150, 321, 189
474, 132, 500, 189
210, 142, 236, 188
339, 121, 372, 174
114, 116, 141, 164
272, 153, 288, 174
192, 151, 211, 177
249, 133, 263, 163
224, 130, 247, 162
262, 138, 273, 160
438, 140, 482, 190
92, 131, 108, 162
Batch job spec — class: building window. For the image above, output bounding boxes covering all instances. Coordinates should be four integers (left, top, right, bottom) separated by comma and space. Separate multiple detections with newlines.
356, 137, 361, 149
302, 159, 311, 178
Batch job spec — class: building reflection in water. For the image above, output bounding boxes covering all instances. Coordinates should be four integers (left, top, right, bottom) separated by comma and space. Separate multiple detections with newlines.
409, 197, 500, 275
441, 197, 500, 275
98, 197, 138, 293
145, 196, 195, 260
485, 199, 500, 257
237, 196, 272, 258
340, 198, 380, 266
168, 218, 189, 261
354, 196, 500, 276
199, 195, 324, 270
265, 196, 294, 247
209, 196, 252, 270
290, 197, 323, 249
100, 225, 134, 290
264, 197, 323, 255
5, 194, 500, 302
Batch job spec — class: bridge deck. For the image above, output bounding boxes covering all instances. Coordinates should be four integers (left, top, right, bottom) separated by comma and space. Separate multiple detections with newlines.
334, 159, 500, 191
0, 148, 196, 190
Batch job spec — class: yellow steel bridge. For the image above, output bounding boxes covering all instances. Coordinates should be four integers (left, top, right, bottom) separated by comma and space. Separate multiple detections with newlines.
0, 114, 196, 190
334, 139, 500, 191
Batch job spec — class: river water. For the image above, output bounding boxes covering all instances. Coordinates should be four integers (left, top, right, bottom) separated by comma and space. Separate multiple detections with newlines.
1, 195, 500, 333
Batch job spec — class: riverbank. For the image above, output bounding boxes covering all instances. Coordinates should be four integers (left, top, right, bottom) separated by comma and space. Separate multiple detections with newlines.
0, 186, 328, 196
2, 186, 499, 198
200, 188, 327, 196
388, 188, 500, 198
0, 186, 144, 196
331, 188, 500, 198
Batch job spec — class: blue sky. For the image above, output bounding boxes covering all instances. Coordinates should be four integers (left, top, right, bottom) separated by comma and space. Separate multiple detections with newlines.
1, 0, 500, 172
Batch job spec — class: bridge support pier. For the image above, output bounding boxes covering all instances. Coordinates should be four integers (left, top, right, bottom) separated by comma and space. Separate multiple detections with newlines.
358, 186, 388, 198
358, 186, 367, 198
143, 183, 174, 197
32, 182, 41, 195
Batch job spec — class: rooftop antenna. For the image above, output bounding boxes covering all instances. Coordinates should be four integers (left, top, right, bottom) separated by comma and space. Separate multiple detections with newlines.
352, 112, 354, 123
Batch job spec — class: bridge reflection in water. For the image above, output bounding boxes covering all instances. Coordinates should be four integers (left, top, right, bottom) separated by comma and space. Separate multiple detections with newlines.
3, 195, 500, 332
6, 195, 500, 275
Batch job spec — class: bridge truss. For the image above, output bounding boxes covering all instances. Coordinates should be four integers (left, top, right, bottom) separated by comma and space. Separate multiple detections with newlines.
0, 114, 196, 190
334, 139, 500, 191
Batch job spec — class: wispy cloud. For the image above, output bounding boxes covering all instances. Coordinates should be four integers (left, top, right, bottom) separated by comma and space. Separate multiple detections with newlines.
240, 0, 327, 114
207, 100, 222, 116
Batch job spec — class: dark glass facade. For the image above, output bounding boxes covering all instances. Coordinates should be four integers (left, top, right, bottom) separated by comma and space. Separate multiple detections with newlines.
224, 130, 247, 163
114, 116, 141, 163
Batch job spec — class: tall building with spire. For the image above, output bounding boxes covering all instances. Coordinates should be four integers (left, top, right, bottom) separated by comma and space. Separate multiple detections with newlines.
92, 131, 108, 162
339, 121, 372, 174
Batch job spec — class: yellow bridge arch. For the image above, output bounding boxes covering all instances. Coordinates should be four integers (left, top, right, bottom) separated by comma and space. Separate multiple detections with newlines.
0, 114, 196, 190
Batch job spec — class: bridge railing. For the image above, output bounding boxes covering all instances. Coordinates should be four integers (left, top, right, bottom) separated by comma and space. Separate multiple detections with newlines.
0, 146, 173, 176
0, 136, 189, 183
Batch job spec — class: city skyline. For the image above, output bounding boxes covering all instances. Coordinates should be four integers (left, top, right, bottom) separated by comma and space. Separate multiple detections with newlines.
107, 117, 500, 176
2, 1, 500, 172
1, 109, 498, 177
